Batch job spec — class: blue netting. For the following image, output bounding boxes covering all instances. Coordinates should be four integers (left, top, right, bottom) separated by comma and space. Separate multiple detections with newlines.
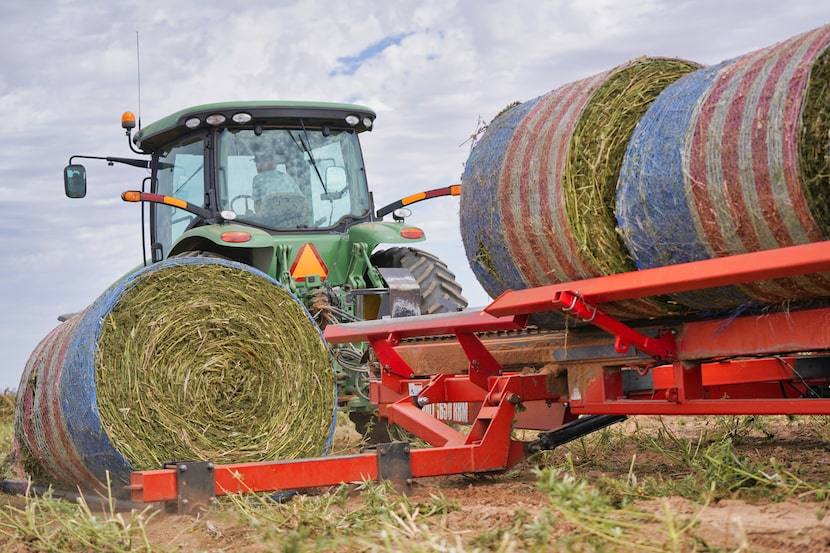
616, 59, 752, 310
460, 97, 541, 298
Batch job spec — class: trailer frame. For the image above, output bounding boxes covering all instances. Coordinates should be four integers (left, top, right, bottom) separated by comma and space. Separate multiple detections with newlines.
128, 240, 830, 512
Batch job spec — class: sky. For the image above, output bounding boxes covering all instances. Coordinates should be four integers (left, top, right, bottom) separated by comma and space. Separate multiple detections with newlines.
1, 0, 829, 391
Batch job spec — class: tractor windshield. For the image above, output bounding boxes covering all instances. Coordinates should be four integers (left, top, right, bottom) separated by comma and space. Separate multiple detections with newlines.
217, 128, 371, 229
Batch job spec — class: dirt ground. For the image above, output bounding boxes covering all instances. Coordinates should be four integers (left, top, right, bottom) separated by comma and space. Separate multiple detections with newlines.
3, 415, 830, 551
127, 415, 830, 552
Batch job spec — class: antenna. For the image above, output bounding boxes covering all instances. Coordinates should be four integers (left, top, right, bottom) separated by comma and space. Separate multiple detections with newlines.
136, 30, 147, 267
135, 30, 142, 130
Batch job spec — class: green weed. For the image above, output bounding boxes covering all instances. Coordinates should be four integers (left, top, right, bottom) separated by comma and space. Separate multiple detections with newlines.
0, 475, 160, 553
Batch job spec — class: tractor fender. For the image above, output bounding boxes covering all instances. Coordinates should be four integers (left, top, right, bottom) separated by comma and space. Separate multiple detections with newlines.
347, 221, 425, 249
168, 223, 276, 275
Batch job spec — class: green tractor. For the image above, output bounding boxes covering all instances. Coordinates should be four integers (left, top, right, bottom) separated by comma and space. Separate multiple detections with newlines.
63, 101, 467, 433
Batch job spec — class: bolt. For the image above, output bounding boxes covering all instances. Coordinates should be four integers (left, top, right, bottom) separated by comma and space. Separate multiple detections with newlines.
417, 396, 430, 406
507, 393, 521, 405
207, 463, 214, 471
179, 464, 187, 472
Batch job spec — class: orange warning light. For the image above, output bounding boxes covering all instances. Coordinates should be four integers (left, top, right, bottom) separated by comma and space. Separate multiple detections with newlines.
122, 111, 136, 130
122, 190, 141, 202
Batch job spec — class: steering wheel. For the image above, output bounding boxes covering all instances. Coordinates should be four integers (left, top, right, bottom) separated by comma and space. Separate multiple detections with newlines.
230, 194, 255, 215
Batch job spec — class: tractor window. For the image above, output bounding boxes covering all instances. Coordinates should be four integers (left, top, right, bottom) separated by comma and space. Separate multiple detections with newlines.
217, 128, 370, 229
152, 137, 205, 255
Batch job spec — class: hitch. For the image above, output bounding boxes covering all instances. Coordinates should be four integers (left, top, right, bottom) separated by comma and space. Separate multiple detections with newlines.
525, 415, 628, 455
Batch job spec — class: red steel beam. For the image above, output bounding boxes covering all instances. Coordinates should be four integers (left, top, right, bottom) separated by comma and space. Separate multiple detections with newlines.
570, 398, 830, 416
650, 357, 798, 388
677, 306, 830, 359
324, 308, 526, 344
486, 240, 830, 317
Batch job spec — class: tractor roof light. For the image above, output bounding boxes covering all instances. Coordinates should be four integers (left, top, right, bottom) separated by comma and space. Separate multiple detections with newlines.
185, 117, 201, 129
232, 112, 252, 123
392, 207, 411, 221
345, 114, 360, 126
362, 117, 373, 129
206, 114, 227, 126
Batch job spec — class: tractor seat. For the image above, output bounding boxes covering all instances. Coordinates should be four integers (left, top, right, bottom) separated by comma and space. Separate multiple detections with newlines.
258, 193, 312, 228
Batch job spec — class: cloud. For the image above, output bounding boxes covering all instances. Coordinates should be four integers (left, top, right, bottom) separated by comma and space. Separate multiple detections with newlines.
1, 0, 830, 390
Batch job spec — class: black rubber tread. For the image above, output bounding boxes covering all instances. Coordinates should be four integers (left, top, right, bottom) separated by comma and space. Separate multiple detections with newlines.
371, 246, 468, 314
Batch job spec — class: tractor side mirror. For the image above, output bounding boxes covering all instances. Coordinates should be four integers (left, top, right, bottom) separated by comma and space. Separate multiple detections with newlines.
64, 164, 87, 198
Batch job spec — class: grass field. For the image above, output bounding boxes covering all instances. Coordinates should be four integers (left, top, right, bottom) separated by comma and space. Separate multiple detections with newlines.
1, 392, 830, 551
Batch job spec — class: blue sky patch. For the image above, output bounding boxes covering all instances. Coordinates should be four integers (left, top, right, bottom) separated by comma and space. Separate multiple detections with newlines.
331, 32, 413, 76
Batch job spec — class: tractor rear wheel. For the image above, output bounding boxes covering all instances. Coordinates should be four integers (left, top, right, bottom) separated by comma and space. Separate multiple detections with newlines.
371, 246, 468, 315
353, 247, 468, 443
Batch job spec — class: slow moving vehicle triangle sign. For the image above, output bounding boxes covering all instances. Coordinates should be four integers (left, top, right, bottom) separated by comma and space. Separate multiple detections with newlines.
290, 243, 329, 282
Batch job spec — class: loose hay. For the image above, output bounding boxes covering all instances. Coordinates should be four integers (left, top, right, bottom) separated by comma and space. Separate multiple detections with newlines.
799, 44, 830, 236
15, 256, 336, 495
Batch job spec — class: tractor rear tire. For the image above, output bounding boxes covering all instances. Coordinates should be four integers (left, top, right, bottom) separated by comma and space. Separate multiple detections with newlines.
371, 247, 468, 314
359, 247, 467, 444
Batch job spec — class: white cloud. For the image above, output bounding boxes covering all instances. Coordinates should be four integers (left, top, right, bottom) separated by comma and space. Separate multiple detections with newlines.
1, 0, 830, 389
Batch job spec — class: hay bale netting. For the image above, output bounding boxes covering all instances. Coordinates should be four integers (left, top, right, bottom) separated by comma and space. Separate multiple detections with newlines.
460, 57, 699, 322
14, 256, 336, 497
617, 24, 830, 312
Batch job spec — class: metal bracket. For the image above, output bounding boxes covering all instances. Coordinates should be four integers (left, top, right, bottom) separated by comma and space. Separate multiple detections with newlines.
376, 442, 412, 495
163, 461, 215, 515
552, 290, 678, 361
377, 267, 421, 317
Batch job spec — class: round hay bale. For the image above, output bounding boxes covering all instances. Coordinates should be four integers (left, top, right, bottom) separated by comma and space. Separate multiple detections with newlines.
460, 57, 699, 323
617, 24, 830, 312
459, 99, 541, 299
14, 257, 335, 496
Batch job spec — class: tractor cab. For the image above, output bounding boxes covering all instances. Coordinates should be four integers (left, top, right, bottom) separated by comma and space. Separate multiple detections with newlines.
61, 102, 465, 324
139, 103, 376, 258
